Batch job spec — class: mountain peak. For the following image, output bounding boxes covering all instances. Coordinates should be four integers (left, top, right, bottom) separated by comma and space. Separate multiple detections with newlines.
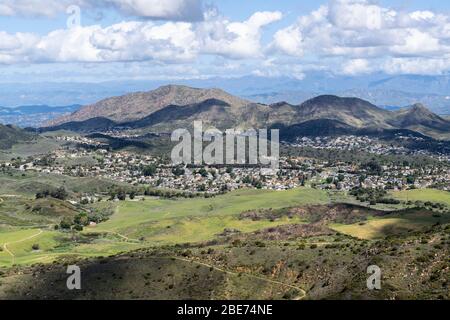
47, 85, 250, 126
302, 95, 377, 107
409, 103, 432, 114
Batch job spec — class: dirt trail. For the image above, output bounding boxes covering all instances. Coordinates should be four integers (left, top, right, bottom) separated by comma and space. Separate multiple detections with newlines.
102, 230, 141, 243
171, 256, 307, 300
2, 230, 43, 265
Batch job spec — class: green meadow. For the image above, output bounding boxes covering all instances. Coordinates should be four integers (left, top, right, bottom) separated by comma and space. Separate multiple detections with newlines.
391, 189, 450, 207
331, 208, 450, 240
0, 187, 328, 267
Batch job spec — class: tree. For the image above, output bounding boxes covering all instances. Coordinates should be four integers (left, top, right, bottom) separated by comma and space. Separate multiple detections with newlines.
117, 189, 127, 201
60, 217, 73, 229
198, 168, 208, 177
142, 164, 157, 177
406, 175, 416, 185
51, 187, 68, 200
172, 167, 185, 176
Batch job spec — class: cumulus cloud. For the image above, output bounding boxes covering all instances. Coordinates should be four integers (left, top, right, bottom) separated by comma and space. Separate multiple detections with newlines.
0, 0, 204, 21
2, 0, 450, 77
0, 10, 281, 64
341, 58, 372, 75
199, 11, 283, 59
270, 0, 450, 74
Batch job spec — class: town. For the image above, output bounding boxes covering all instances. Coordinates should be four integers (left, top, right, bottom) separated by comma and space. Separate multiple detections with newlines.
2, 134, 449, 200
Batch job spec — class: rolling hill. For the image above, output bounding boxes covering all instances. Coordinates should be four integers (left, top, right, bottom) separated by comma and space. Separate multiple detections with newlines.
0, 124, 32, 149
45, 85, 450, 140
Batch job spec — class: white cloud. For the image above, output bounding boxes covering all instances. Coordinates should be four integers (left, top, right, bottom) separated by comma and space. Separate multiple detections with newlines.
0, 11, 281, 63
382, 57, 450, 75
341, 58, 372, 75
2, 0, 450, 77
271, 25, 303, 57
105, 0, 204, 21
270, 0, 450, 75
198, 11, 282, 59
0, 0, 204, 21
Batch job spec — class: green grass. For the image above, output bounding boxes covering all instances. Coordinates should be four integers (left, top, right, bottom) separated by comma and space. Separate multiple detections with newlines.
391, 189, 450, 207
92, 188, 328, 234
0, 137, 62, 161
0, 187, 328, 267
331, 208, 450, 239
121, 216, 307, 245
0, 170, 128, 196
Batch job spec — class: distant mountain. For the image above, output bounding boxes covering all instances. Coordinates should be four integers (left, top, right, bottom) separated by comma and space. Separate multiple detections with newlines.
0, 124, 32, 149
44, 86, 450, 140
2, 73, 450, 114
47, 85, 249, 126
389, 104, 450, 132
43, 117, 117, 133
247, 89, 450, 115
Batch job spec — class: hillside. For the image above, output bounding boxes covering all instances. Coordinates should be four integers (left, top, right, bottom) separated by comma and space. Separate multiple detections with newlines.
47, 85, 250, 126
44, 86, 450, 140
389, 104, 450, 132
0, 124, 32, 149
293, 95, 392, 128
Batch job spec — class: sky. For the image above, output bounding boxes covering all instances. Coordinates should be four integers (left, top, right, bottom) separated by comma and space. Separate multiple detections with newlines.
1, 0, 450, 83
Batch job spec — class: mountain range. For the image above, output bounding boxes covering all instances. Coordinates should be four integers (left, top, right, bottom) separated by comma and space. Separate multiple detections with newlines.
44, 85, 450, 141
2, 74, 450, 115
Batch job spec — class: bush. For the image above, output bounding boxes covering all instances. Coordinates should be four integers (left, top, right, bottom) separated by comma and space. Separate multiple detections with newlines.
73, 225, 83, 232
60, 217, 73, 229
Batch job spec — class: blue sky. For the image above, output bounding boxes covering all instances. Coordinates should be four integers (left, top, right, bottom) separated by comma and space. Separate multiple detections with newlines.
1, 0, 450, 83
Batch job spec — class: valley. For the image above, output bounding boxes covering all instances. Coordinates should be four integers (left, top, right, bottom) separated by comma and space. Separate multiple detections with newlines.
0, 85, 449, 300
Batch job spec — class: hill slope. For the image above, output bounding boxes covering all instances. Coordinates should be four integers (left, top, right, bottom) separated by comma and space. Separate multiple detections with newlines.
44, 86, 450, 140
47, 85, 251, 126
0, 124, 32, 149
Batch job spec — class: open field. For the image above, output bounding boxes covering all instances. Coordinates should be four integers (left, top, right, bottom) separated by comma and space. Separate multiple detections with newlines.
331, 208, 450, 239
0, 170, 128, 196
90, 188, 328, 234
391, 189, 450, 207
0, 188, 328, 267
0, 137, 63, 161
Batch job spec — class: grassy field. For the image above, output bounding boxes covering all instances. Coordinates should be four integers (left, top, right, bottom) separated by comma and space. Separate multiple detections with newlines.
0, 170, 128, 196
1, 187, 447, 267
0, 187, 328, 267
90, 188, 328, 234
0, 137, 63, 161
331, 208, 450, 239
391, 189, 450, 207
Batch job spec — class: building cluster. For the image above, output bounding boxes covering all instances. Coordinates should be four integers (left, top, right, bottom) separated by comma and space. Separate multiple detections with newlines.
2, 134, 449, 194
